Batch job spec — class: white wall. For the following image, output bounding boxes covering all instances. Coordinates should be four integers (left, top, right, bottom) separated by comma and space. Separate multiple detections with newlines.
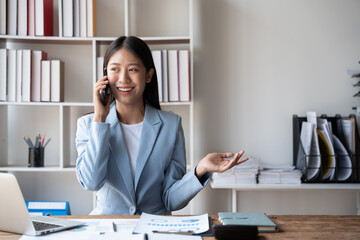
191, 0, 360, 215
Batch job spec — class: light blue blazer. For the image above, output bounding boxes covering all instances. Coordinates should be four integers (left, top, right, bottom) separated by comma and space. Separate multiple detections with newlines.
75, 102, 209, 215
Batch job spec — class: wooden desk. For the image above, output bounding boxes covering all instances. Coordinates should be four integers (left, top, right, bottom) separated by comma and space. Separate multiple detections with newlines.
1, 215, 360, 239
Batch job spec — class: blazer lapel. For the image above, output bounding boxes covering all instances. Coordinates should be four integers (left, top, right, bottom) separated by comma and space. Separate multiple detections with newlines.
107, 103, 136, 204
134, 105, 162, 190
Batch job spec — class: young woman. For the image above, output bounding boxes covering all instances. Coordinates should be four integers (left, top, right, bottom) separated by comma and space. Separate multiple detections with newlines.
75, 36, 248, 215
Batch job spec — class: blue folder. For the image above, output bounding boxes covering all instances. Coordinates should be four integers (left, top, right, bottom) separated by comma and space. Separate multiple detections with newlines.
25, 201, 70, 216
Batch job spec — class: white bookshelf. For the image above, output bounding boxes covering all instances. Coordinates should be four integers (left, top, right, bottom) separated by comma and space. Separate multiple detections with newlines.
0, 0, 195, 215
211, 182, 360, 214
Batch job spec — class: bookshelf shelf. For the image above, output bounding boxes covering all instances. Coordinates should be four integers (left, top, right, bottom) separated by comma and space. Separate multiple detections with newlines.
211, 182, 360, 214
0, 0, 195, 215
0, 36, 190, 44
0, 102, 191, 107
211, 182, 360, 190
0, 166, 76, 172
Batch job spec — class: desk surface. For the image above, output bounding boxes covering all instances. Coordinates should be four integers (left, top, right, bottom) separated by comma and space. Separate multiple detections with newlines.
1, 215, 360, 240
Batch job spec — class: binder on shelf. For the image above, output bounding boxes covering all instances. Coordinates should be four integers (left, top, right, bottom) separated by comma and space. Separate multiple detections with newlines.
31, 50, 47, 102
293, 114, 360, 183
22, 49, 32, 102
151, 50, 163, 102
7, 0, 17, 35
18, 0, 28, 36
86, 0, 96, 37
41, 60, 51, 102
25, 201, 70, 216
74, 0, 80, 37
0, 48, 7, 101
79, 0, 87, 37
62, 0, 74, 37
179, 50, 190, 102
50, 60, 64, 102
35, 0, 54, 36
168, 50, 179, 102
7, 49, 17, 102
16, 50, 23, 102
0, 0, 6, 35
28, 0, 36, 36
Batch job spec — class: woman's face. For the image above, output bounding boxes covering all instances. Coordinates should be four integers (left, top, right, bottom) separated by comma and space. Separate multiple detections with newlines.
107, 48, 153, 108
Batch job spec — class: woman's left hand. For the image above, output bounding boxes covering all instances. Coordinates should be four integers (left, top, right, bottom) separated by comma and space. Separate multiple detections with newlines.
195, 151, 248, 178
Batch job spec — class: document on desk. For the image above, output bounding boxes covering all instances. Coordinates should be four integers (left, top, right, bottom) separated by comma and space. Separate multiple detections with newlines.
133, 213, 209, 235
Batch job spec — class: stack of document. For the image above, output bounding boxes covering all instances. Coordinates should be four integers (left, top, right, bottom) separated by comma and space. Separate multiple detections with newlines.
258, 167, 302, 184
212, 157, 260, 185
296, 112, 353, 182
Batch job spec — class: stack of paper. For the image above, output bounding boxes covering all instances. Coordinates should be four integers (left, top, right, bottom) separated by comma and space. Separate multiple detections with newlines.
212, 157, 260, 185
258, 168, 302, 184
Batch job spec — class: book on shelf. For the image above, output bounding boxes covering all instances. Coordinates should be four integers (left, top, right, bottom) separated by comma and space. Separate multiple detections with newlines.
31, 50, 47, 102
35, 0, 53, 36
151, 50, 163, 102
7, 0, 17, 35
28, 0, 36, 36
162, 50, 169, 102
73, 0, 80, 37
50, 60, 64, 102
0, 0, 6, 35
16, 50, 23, 102
22, 49, 32, 102
18, 0, 28, 36
41, 60, 51, 102
7, 49, 17, 102
0, 49, 7, 101
168, 50, 179, 102
79, 0, 87, 37
218, 212, 279, 233
62, 0, 74, 37
179, 50, 190, 102
86, 0, 96, 37
96, 57, 104, 80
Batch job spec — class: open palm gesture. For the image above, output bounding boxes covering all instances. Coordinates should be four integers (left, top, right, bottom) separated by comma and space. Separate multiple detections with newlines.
195, 151, 248, 178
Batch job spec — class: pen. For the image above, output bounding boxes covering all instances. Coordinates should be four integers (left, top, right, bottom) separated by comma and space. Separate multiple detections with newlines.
112, 222, 117, 232
23, 137, 33, 148
41, 134, 45, 147
152, 230, 194, 235
43, 138, 51, 148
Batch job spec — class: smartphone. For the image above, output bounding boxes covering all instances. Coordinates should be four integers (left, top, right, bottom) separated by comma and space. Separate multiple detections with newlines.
100, 67, 109, 106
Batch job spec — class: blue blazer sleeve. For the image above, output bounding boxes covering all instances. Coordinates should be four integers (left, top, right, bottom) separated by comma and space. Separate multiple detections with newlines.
75, 115, 111, 191
161, 116, 210, 211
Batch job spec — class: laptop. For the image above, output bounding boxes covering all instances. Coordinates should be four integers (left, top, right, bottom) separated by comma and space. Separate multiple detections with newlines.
0, 173, 84, 236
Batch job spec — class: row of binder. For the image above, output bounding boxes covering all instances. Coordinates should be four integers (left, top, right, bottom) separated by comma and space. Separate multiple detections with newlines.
293, 113, 360, 183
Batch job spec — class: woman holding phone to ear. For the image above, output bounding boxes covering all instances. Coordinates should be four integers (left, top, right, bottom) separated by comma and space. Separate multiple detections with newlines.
75, 36, 248, 215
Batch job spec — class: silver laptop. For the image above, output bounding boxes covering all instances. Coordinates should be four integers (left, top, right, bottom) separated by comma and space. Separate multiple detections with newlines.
0, 173, 84, 236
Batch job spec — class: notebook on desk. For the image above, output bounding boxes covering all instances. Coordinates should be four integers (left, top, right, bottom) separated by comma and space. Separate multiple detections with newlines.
218, 212, 279, 232
0, 173, 84, 236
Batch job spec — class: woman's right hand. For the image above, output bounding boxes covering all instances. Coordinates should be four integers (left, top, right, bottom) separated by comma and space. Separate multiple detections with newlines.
93, 75, 111, 122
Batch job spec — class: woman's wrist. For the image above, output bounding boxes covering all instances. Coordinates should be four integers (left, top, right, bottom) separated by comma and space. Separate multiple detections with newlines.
195, 162, 207, 179
93, 114, 106, 122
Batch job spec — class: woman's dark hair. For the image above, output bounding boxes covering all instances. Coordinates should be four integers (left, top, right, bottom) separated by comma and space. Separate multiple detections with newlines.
103, 36, 161, 110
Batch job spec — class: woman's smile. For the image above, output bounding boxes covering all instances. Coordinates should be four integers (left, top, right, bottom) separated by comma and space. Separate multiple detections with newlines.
117, 87, 135, 95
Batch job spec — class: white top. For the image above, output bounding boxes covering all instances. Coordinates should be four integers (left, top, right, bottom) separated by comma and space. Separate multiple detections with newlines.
120, 121, 143, 180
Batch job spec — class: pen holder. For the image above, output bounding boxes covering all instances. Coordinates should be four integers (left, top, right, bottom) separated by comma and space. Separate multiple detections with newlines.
28, 147, 44, 167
